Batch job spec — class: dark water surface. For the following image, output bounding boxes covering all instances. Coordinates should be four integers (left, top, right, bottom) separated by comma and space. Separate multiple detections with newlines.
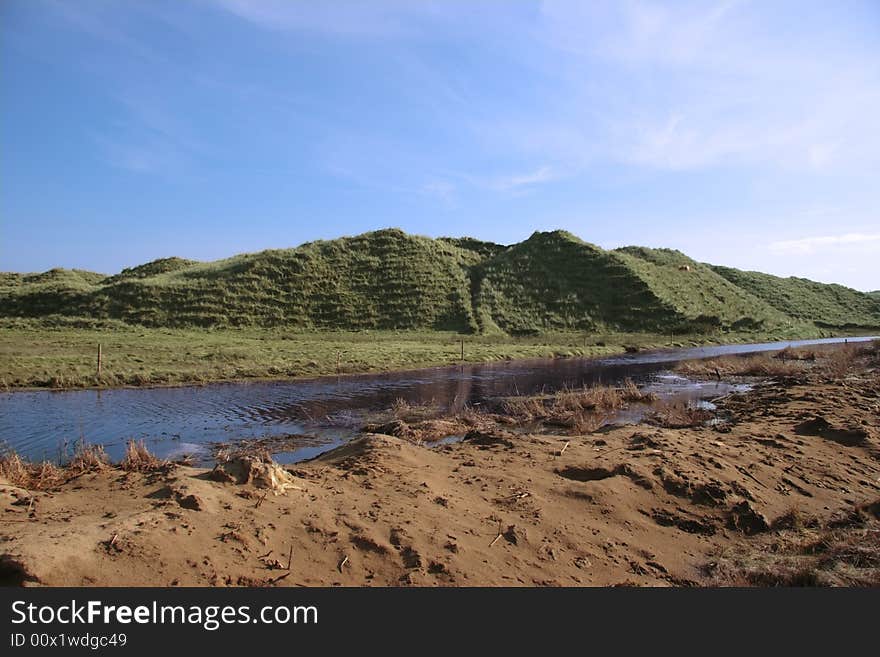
0, 336, 874, 464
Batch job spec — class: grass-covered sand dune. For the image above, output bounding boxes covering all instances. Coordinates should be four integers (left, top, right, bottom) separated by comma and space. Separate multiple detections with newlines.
711, 265, 880, 329
3, 228, 879, 332
1, 228, 878, 389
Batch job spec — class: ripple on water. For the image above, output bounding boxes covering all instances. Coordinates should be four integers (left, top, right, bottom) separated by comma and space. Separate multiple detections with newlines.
0, 336, 873, 463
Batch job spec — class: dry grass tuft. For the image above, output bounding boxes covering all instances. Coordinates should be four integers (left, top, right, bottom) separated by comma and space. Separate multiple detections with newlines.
389, 398, 442, 423
677, 342, 880, 382
0, 440, 106, 491
704, 498, 880, 587
621, 378, 658, 403
773, 346, 816, 361
501, 395, 547, 421
119, 440, 165, 472
502, 384, 626, 421
647, 400, 715, 428
66, 443, 109, 473
771, 506, 820, 532
0, 453, 65, 491
820, 346, 859, 379
676, 353, 806, 378
494, 381, 655, 435
570, 412, 609, 434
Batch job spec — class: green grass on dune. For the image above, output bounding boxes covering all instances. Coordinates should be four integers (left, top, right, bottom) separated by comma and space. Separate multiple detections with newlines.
2, 228, 878, 341
0, 268, 107, 289
472, 231, 678, 334
2, 230, 481, 331
103, 256, 198, 284
613, 247, 791, 331
711, 265, 880, 329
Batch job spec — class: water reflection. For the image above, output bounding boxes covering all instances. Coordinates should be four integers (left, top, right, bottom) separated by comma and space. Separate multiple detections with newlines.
0, 335, 873, 464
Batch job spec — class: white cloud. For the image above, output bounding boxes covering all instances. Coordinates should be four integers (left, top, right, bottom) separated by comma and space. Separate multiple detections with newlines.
421, 180, 457, 204
769, 233, 880, 256
517, 0, 880, 174
211, 0, 427, 38
91, 93, 209, 176
44, 0, 167, 64
208, 1, 880, 180
95, 135, 175, 174
488, 166, 557, 191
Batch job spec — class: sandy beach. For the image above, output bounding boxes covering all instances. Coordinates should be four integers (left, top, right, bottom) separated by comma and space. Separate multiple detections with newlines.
2, 345, 878, 587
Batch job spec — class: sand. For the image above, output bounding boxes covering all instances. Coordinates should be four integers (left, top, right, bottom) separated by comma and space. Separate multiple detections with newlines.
2, 359, 878, 587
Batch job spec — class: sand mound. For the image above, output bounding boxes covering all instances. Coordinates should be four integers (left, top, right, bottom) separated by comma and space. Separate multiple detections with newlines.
794, 416, 871, 447
209, 456, 304, 494
314, 434, 408, 463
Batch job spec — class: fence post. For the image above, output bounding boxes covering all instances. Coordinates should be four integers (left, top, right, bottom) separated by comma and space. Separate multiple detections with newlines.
460, 338, 464, 361
97, 343, 102, 376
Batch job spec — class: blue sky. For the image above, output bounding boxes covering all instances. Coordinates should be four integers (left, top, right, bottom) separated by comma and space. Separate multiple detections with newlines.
1, 1, 879, 290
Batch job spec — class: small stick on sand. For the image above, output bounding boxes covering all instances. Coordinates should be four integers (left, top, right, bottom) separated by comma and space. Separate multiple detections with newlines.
338, 555, 349, 572
110, 533, 118, 547
558, 441, 570, 456
594, 443, 628, 456
0, 519, 38, 523
489, 518, 505, 547
258, 549, 273, 560
272, 572, 290, 584
255, 492, 268, 508
735, 465, 767, 488
286, 545, 293, 570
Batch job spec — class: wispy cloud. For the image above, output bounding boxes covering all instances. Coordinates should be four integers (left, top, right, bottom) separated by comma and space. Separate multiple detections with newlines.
93, 92, 209, 176
421, 180, 457, 203
43, 0, 168, 64
511, 0, 880, 174
211, 0, 424, 38
94, 134, 180, 174
209, 1, 880, 182
486, 166, 558, 192
769, 233, 880, 256
209, 0, 516, 41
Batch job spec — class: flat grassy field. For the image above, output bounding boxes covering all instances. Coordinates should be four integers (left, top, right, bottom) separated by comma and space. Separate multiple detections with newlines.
0, 322, 839, 390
